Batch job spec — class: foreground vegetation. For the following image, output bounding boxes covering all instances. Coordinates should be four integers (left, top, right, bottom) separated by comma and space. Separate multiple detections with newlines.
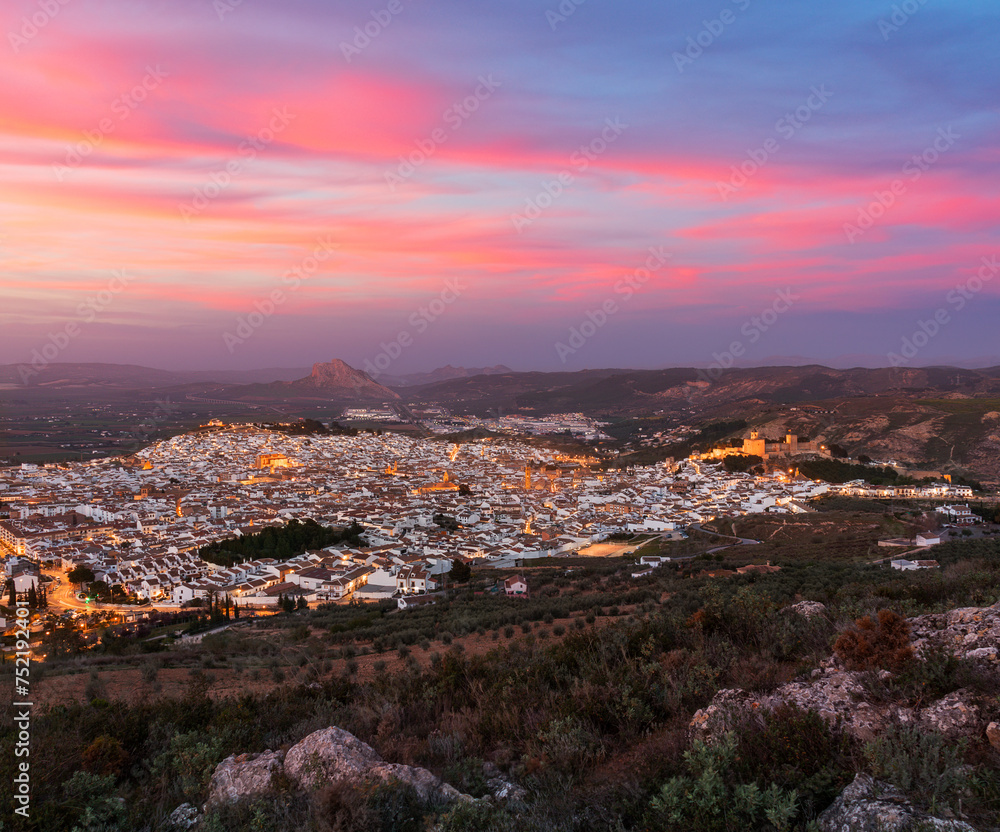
3, 521, 1000, 831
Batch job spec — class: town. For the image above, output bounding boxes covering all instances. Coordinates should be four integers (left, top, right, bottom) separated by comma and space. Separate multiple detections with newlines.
0, 421, 981, 618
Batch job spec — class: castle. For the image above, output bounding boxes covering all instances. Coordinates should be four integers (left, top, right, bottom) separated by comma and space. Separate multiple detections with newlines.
741, 430, 825, 460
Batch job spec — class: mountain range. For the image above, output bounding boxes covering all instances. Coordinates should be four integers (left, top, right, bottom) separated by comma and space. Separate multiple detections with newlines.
3, 359, 1000, 481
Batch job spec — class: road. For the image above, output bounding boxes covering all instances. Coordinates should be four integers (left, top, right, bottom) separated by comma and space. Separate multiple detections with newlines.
689, 522, 761, 554
43, 569, 180, 614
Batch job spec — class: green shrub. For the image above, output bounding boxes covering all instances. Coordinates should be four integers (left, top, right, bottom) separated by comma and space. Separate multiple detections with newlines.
646, 733, 799, 832
863, 722, 968, 810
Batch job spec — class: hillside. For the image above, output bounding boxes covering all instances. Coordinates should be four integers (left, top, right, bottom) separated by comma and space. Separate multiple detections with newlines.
9, 520, 1000, 831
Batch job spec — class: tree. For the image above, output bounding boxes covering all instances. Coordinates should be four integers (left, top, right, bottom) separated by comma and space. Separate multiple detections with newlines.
27, 584, 37, 608
296, 596, 307, 610
68, 566, 95, 589
449, 560, 472, 583
723, 454, 763, 473
89, 581, 112, 602
233, 602, 240, 619
6, 579, 16, 607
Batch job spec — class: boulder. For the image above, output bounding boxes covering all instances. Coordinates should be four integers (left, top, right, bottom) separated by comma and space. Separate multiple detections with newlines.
165, 803, 200, 830
987, 722, 1000, 751
486, 776, 528, 801
283, 727, 382, 790
206, 750, 284, 806
787, 600, 828, 618
818, 773, 977, 832
207, 726, 477, 807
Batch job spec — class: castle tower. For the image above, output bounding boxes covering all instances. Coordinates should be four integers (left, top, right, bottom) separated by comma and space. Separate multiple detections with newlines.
524, 464, 531, 490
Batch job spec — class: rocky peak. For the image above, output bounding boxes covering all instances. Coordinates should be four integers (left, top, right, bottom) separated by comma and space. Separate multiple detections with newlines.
298, 359, 400, 399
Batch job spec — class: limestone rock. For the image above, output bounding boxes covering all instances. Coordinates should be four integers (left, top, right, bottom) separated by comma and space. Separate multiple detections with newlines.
987, 722, 1000, 751
283, 726, 382, 790
690, 673, 914, 742
919, 691, 981, 738
165, 803, 200, 830
787, 600, 827, 618
368, 762, 467, 803
818, 773, 977, 832
206, 750, 284, 806
486, 776, 528, 801
908, 604, 1000, 663
210, 726, 478, 805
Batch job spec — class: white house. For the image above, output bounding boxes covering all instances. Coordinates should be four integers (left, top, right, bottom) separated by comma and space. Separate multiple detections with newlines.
172, 583, 196, 605
504, 575, 528, 596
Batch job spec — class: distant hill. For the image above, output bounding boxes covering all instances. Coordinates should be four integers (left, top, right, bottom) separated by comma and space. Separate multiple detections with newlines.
213, 359, 401, 403
5, 360, 1000, 481
402, 364, 1000, 413
0, 363, 312, 388
0, 362, 182, 389
377, 364, 513, 387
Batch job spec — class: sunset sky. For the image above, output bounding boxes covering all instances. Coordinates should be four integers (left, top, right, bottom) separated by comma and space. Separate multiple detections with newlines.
2, 0, 998, 372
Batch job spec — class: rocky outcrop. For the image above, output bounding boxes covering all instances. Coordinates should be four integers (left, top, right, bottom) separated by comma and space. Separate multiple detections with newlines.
207, 750, 285, 805
690, 671, 994, 744
918, 691, 982, 737
692, 601, 1000, 745
294, 359, 400, 400
908, 602, 1000, 663
690, 671, 914, 742
818, 773, 977, 832
207, 727, 478, 807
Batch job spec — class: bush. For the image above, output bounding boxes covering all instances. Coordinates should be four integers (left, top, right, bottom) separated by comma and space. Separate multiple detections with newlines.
646, 733, 799, 832
81, 735, 130, 778
834, 609, 913, 671
863, 722, 968, 810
